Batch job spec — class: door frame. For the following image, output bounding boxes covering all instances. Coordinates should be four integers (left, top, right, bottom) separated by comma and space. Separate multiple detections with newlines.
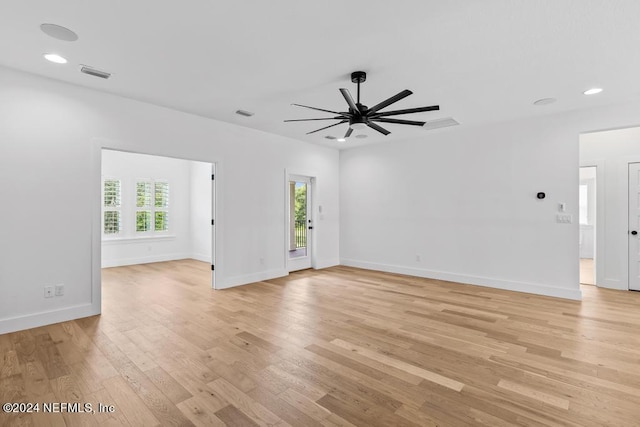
629, 162, 640, 291
578, 164, 599, 286
579, 160, 604, 288
284, 170, 317, 272
92, 139, 221, 318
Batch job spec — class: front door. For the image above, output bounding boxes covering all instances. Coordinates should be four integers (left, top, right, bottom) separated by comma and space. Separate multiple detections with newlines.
628, 163, 640, 291
288, 175, 312, 272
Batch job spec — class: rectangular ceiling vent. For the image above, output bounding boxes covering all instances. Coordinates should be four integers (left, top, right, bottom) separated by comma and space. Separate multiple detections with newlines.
80, 65, 111, 79
423, 117, 459, 131
235, 110, 254, 117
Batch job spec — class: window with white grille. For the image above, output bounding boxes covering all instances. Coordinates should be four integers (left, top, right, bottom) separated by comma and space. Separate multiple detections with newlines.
154, 182, 170, 231
103, 179, 121, 235
136, 180, 169, 233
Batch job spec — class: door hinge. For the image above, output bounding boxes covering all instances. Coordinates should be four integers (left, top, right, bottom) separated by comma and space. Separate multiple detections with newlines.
211, 219, 215, 225
211, 174, 215, 180
211, 265, 215, 271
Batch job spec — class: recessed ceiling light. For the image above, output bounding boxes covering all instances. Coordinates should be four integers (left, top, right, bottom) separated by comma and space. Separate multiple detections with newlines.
43, 53, 67, 64
583, 88, 603, 95
337, 138, 346, 142
40, 23, 78, 42
533, 98, 557, 106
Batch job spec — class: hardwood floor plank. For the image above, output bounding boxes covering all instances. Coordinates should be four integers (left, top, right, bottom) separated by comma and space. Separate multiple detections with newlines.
102, 375, 161, 427
176, 396, 227, 427
330, 338, 465, 391
214, 404, 260, 427
207, 378, 289, 426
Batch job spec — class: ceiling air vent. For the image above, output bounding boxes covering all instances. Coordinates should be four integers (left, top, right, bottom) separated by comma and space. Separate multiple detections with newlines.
324, 136, 337, 140
80, 65, 111, 79
423, 117, 459, 131
235, 110, 254, 117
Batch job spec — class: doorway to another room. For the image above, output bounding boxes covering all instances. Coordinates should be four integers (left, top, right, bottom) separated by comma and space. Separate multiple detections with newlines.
288, 175, 313, 272
100, 149, 216, 288
579, 166, 596, 285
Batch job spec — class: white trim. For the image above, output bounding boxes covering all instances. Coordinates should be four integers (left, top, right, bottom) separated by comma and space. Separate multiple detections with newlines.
219, 268, 288, 289
102, 253, 193, 268
102, 235, 177, 244
91, 139, 102, 323
0, 304, 98, 335
340, 258, 583, 301
190, 253, 212, 263
579, 160, 608, 288
315, 258, 340, 269
285, 169, 317, 272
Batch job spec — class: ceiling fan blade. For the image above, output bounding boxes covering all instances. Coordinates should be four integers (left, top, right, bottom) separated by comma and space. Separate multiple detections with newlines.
344, 128, 353, 138
367, 89, 413, 114
339, 88, 359, 113
371, 105, 440, 117
366, 122, 391, 136
372, 118, 426, 126
284, 117, 347, 122
306, 120, 348, 135
292, 103, 349, 116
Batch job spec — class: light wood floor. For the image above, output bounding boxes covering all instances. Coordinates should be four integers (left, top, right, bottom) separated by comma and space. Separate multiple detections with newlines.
580, 258, 594, 285
2, 260, 640, 426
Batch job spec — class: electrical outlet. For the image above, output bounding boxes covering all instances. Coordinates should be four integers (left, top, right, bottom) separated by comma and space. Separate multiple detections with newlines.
259, 257, 265, 265
44, 286, 54, 298
55, 284, 64, 296
416, 254, 421, 262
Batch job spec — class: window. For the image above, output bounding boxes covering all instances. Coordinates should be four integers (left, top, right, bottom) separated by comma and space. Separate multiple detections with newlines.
136, 181, 152, 232
102, 177, 170, 238
155, 182, 169, 231
103, 179, 121, 234
136, 180, 169, 233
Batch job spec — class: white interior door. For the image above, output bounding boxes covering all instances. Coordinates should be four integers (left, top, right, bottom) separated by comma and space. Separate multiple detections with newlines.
288, 175, 312, 272
628, 163, 640, 291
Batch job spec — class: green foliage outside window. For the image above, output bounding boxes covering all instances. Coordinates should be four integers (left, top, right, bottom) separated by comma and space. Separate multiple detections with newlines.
136, 211, 151, 232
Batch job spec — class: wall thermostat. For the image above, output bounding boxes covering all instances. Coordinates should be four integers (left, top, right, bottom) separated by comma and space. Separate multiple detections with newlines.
537, 192, 546, 199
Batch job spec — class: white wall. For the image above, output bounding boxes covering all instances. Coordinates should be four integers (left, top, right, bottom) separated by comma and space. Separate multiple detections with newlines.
580, 127, 640, 290
341, 104, 640, 300
190, 161, 212, 263
101, 150, 194, 267
0, 66, 340, 334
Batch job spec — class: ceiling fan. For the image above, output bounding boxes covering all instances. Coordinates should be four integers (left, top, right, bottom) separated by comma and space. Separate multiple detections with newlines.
285, 71, 439, 138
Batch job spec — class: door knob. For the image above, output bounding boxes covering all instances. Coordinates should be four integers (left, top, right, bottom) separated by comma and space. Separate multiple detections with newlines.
632, 231, 638, 235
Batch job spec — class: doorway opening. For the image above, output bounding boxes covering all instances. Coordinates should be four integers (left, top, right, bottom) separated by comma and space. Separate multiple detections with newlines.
579, 166, 596, 285
100, 149, 216, 288
287, 174, 313, 272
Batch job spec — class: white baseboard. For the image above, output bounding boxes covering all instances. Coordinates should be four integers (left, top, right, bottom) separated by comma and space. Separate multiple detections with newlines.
314, 258, 340, 269
340, 259, 583, 300
0, 303, 99, 335
219, 268, 288, 290
102, 253, 191, 268
597, 278, 626, 290
190, 253, 212, 263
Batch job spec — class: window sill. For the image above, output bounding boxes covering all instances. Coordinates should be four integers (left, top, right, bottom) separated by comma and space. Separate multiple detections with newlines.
102, 235, 177, 244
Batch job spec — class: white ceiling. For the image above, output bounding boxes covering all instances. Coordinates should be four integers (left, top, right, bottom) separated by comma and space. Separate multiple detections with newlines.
1, 1, 640, 149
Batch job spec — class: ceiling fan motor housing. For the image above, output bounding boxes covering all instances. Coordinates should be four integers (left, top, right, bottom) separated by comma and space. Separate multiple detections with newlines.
351, 71, 367, 83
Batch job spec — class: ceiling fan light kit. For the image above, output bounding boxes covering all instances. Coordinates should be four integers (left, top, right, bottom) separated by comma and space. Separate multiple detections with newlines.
285, 71, 440, 139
